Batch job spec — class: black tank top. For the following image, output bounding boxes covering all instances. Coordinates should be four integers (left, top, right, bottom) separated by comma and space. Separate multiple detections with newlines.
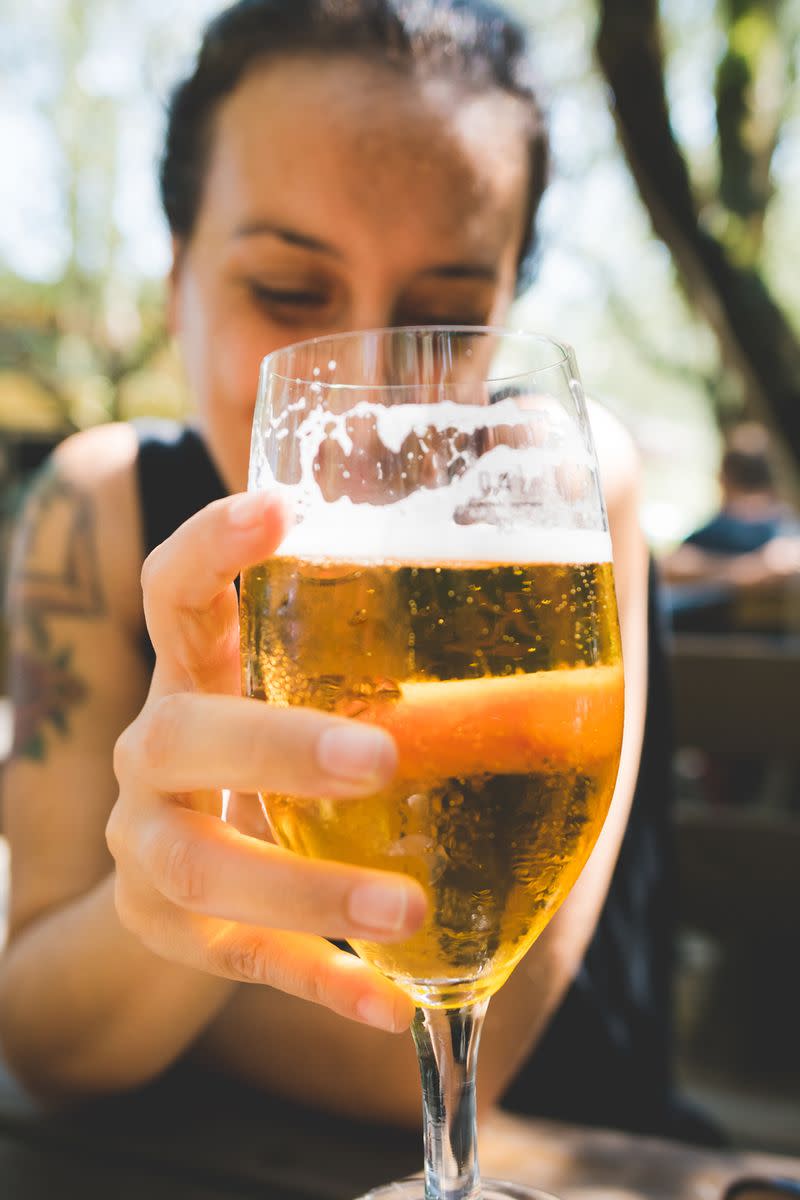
135, 422, 718, 1145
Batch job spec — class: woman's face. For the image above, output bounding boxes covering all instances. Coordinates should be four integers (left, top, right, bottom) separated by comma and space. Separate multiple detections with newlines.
170, 53, 532, 490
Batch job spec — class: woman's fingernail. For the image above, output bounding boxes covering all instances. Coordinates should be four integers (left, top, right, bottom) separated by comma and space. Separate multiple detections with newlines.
228, 492, 268, 529
349, 880, 410, 933
355, 992, 400, 1033
317, 724, 396, 786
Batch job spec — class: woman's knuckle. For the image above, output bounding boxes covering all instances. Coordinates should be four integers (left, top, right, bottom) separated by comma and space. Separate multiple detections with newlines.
217, 932, 271, 983
140, 694, 185, 773
309, 958, 336, 1009
158, 835, 206, 905
140, 543, 166, 599
241, 718, 269, 780
242, 707, 293, 786
112, 725, 135, 782
105, 804, 125, 861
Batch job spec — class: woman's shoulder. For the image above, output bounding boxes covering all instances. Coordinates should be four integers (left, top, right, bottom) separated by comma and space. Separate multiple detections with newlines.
15, 422, 145, 637
48, 419, 225, 570
50, 420, 139, 486
52, 418, 205, 484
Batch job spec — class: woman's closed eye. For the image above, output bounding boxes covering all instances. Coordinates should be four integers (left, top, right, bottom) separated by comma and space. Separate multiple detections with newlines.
252, 284, 328, 305
395, 307, 492, 328
248, 280, 338, 324
394, 287, 495, 329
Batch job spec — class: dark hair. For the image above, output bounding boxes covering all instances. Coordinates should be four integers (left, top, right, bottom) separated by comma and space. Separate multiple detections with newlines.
160, 0, 548, 290
721, 423, 776, 493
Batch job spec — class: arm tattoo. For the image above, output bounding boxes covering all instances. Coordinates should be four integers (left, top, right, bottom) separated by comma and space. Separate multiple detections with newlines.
7, 465, 106, 762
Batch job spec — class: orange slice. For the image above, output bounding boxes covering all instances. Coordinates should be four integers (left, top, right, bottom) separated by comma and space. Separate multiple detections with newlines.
360, 664, 624, 779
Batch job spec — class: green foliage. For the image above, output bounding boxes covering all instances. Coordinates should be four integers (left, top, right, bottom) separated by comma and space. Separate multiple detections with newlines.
713, 0, 788, 263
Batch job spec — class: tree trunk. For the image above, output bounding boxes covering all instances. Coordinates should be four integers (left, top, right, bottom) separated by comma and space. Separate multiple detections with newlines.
595, 0, 800, 466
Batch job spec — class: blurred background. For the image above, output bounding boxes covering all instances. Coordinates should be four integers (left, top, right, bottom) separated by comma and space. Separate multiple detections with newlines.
2, 0, 800, 1155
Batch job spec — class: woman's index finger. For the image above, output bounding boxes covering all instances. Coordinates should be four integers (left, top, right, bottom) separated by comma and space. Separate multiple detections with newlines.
142, 491, 291, 695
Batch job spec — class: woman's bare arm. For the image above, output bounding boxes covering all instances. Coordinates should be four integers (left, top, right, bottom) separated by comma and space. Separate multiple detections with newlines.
0, 425, 235, 1095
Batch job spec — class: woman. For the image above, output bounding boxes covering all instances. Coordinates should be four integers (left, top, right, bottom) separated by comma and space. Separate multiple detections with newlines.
0, 0, 685, 1139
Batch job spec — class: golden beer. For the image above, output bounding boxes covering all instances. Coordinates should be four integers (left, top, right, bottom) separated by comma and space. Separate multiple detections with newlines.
240, 557, 623, 1008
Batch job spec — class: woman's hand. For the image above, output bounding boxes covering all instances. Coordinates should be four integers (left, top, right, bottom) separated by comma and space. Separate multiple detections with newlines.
106, 490, 426, 1033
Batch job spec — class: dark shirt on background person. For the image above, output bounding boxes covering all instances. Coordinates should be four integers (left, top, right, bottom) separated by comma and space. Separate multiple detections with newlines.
661, 423, 800, 635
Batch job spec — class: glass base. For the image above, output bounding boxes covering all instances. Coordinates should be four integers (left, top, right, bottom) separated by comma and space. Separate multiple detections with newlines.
357, 1177, 558, 1199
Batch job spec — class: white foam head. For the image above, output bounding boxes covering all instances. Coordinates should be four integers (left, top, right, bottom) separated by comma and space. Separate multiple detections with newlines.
278, 507, 612, 565
252, 397, 611, 565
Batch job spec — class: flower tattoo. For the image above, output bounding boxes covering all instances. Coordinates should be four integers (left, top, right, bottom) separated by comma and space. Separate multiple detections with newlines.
7, 466, 105, 762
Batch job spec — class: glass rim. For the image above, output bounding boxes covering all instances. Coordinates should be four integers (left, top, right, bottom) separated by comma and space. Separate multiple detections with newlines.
259, 325, 571, 392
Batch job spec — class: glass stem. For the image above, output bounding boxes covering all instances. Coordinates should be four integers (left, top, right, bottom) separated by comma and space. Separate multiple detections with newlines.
411, 999, 489, 1200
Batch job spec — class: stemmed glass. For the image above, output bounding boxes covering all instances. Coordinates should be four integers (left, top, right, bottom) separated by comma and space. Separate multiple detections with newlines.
240, 328, 624, 1200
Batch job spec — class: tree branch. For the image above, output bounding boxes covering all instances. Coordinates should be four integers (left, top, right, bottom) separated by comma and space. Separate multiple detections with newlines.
595, 0, 800, 467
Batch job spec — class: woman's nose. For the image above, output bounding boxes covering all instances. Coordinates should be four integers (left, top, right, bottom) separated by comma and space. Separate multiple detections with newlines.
345, 298, 394, 334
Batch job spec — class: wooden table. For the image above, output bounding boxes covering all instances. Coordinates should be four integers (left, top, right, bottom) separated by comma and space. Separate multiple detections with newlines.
1, 1061, 799, 1200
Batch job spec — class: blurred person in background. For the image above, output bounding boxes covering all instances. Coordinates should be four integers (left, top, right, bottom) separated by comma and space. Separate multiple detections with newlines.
662, 423, 800, 812
0, 0, 717, 1146
662, 422, 800, 634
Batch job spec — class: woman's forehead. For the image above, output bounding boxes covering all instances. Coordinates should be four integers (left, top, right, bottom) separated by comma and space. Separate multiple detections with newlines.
200, 53, 530, 256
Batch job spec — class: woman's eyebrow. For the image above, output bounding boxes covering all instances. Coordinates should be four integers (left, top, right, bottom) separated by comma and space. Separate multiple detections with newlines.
422, 262, 498, 281
230, 226, 497, 281
232, 221, 343, 258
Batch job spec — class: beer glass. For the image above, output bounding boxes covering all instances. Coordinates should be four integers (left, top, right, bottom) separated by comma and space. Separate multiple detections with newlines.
241, 328, 624, 1200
